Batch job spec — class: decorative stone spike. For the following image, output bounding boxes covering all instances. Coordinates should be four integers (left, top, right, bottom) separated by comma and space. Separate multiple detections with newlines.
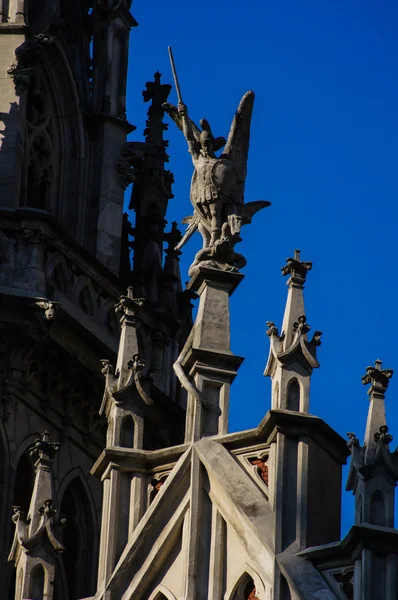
362, 359, 393, 461
8, 432, 64, 600
264, 250, 321, 413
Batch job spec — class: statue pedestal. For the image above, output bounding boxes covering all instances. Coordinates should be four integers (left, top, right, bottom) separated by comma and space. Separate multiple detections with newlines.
182, 267, 244, 442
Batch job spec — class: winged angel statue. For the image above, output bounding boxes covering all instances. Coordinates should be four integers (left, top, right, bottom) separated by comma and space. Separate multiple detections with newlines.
163, 91, 270, 275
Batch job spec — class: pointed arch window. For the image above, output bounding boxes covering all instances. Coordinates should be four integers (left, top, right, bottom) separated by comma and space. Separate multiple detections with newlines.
29, 564, 45, 600
287, 378, 300, 412
231, 574, 259, 600
60, 479, 95, 600
370, 491, 386, 527
120, 415, 135, 448
78, 286, 94, 315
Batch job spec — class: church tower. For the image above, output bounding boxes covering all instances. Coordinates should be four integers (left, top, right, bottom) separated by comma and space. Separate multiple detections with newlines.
2, 3, 397, 600
0, 2, 189, 598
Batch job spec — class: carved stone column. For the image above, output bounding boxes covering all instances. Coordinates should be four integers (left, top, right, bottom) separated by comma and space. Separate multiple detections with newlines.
178, 266, 244, 442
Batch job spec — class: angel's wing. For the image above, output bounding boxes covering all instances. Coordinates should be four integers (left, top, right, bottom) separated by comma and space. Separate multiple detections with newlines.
220, 91, 255, 201
162, 102, 202, 142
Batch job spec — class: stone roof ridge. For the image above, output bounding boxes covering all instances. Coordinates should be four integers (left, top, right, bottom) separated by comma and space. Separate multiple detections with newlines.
264, 249, 322, 377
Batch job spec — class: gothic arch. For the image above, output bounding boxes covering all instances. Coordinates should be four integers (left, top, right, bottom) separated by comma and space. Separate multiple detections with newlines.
120, 415, 135, 448
21, 38, 88, 243
286, 378, 300, 412
148, 585, 177, 600
57, 468, 98, 600
98, 297, 120, 337
29, 563, 45, 599
370, 491, 386, 527
72, 275, 98, 317
227, 565, 266, 600
45, 252, 71, 296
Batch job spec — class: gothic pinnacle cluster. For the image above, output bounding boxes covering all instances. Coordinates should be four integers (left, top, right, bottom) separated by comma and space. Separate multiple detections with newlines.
1, 2, 397, 599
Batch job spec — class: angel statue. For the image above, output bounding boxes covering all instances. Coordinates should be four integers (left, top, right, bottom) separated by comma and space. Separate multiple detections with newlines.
163, 51, 270, 275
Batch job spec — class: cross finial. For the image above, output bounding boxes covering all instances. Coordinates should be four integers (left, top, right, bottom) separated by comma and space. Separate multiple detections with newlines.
30, 431, 60, 461
362, 359, 393, 391
281, 249, 312, 285
115, 288, 145, 315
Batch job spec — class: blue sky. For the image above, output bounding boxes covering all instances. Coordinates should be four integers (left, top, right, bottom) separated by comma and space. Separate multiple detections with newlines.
125, 0, 398, 534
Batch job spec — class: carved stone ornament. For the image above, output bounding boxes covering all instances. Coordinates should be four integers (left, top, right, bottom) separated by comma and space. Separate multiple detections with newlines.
101, 353, 154, 407
346, 432, 360, 449
164, 90, 270, 273
30, 430, 60, 460
8, 34, 55, 96
362, 359, 393, 390
281, 249, 312, 283
374, 425, 393, 446
114, 287, 145, 315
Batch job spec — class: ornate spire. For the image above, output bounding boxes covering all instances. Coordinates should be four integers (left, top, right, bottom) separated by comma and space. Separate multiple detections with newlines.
362, 359, 393, 461
346, 360, 398, 529
280, 249, 312, 350
143, 71, 172, 149
8, 432, 64, 600
100, 287, 151, 419
264, 250, 321, 412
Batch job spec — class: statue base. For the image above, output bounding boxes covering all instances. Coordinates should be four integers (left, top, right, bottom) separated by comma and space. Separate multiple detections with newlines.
181, 265, 245, 441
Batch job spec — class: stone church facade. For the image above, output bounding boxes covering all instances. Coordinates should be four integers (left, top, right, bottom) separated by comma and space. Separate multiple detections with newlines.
0, 2, 397, 599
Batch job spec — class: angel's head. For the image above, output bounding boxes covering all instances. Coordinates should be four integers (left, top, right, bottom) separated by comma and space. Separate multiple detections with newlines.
199, 129, 215, 157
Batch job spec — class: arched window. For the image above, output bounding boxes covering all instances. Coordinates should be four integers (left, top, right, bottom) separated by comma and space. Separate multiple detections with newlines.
60, 479, 95, 600
29, 564, 45, 600
231, 574, 259, 600
370, 492, 386, 527
78, 286, 94, 315
286, 379, 300, 412
120, 416, 135, 448
243, 580, 259, 599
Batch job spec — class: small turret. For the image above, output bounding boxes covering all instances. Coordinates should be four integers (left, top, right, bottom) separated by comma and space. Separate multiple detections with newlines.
264, 250, 322, 412
8, 432, 64, 600
344, 360, 398, 599
346, 360, 397, 528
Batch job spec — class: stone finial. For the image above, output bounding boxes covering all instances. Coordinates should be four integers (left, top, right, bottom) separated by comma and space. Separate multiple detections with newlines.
114, 287, 145, 316
362, 360, 393, 462
30, 431, 60, 461
143, 72, 172, 148
374, 425, 393, 446
362, 359, 393, 392
281, 249, 312, 286
164, 221, 182, 258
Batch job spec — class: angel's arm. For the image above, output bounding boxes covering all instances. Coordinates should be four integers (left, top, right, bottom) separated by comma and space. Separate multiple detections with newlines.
178, 103, 199, 158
